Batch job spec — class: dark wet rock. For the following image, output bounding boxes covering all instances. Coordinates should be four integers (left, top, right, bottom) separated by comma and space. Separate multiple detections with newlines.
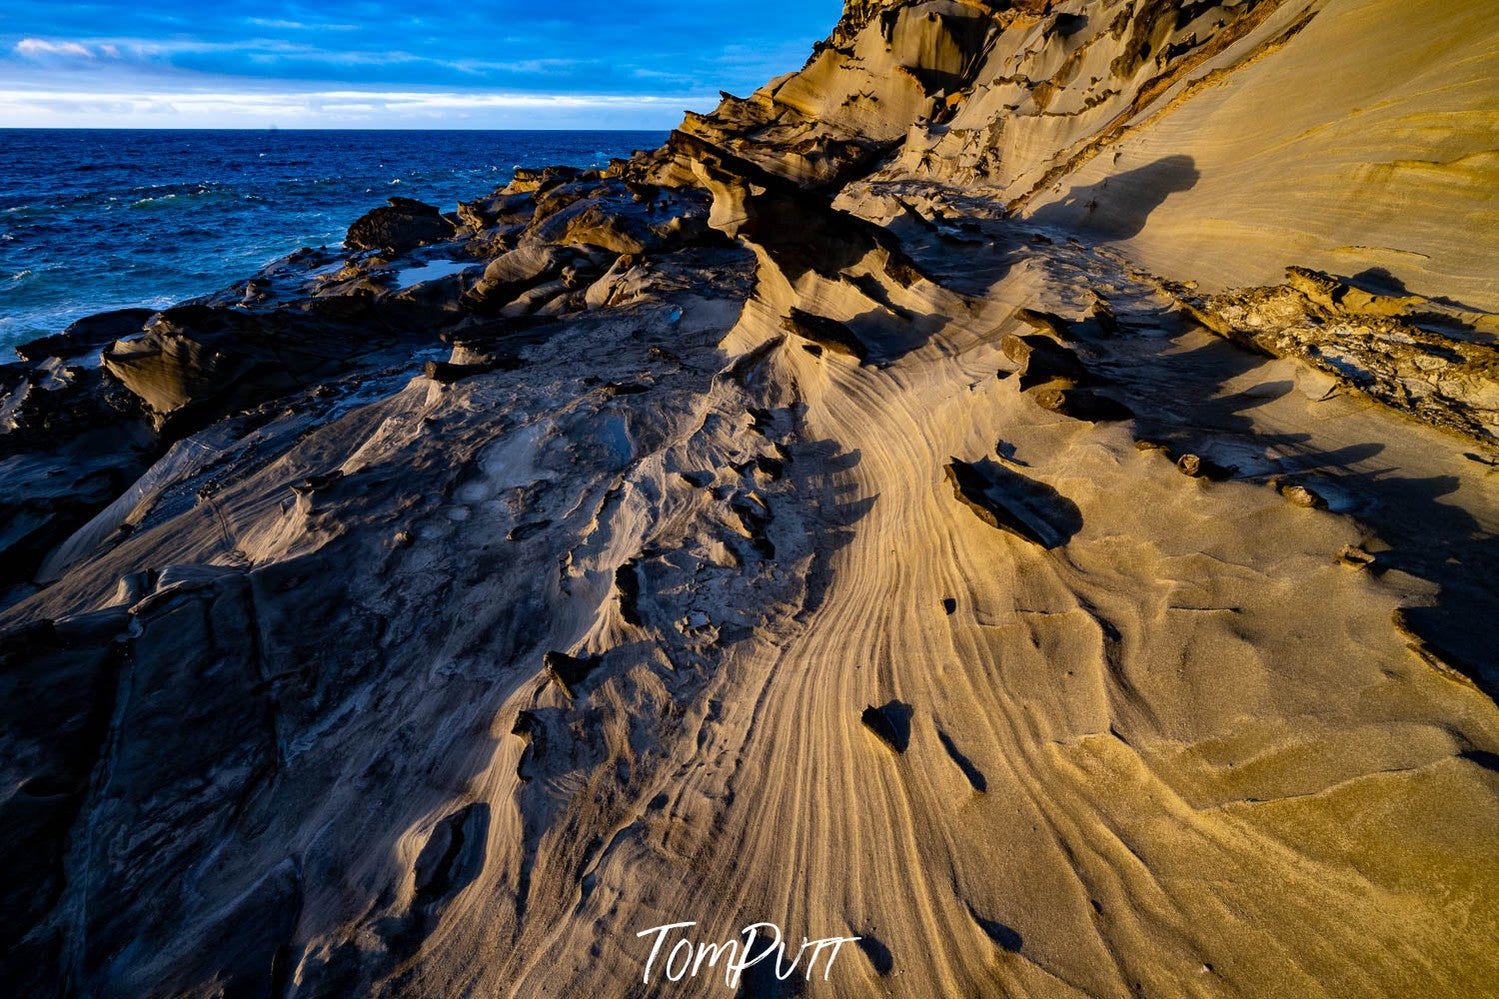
414, 803, 490, 904
0, 355, 156, 600
3, 569, 286, 995
0, 609, 130, 967
346, 196, 457, 253
121, 858, 302, 999
615, 559, 643, 627
861, 701, 911, 754
945, 458, 1082, 549
545, 650, 603, 698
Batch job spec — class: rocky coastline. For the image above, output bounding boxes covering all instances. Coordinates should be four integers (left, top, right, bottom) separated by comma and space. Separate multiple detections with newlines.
4, 1, 1499, 996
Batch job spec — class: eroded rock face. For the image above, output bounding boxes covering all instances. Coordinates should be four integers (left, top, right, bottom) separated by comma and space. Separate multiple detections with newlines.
1177, 267, 1499, 444
0, 340, 155, 603
14, 309, 153, 363
4, 1, 1499, 996
101, 304, 410, 431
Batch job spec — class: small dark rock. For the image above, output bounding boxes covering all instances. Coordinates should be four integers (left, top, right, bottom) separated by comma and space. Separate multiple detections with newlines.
424, 360, 492, 385
945, 458, 1082, 549
782, 309, 868, 362
1176, 453, 1234, 481
1029, 385, 1134, 422
861, 701, 911, 754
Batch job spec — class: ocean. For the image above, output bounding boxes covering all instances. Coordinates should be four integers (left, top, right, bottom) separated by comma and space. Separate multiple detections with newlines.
0, 129, 666, 355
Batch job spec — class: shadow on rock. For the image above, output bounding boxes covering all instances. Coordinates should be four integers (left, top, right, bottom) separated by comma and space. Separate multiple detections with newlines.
945, 458, 1083, 549
1029, 155, 1199, 241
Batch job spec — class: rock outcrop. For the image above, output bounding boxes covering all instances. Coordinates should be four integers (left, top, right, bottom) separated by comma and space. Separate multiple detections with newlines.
345, 196, 457, 252
3, 2, 1499, 997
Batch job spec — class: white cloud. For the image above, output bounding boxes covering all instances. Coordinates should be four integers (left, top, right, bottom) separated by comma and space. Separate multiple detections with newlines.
0, 85, 715, 128
244, 18, 362, 32
13, 38, 96, 60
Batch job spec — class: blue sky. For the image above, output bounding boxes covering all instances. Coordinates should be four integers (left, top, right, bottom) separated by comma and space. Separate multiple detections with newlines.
0, 1, 843, 127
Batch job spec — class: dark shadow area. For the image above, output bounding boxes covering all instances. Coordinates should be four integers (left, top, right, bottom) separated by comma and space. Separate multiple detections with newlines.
736, 957, 806, 998
1111, 312, 1499, 692
1460, 749, 1499, 774
1029, 155, 1200, 241
937, 729, 988, 792
862, 700, 913, 754
786, 438, 875, 620
966, 902, 1023, 952
855, 934, 894, 976
1350, 266, 1498, 326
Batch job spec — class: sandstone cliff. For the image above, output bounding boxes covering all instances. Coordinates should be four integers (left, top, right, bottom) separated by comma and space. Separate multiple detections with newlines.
2, 3, 1497, 997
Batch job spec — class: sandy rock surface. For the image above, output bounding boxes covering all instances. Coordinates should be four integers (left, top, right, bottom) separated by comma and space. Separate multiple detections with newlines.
3, 2, 1498, 996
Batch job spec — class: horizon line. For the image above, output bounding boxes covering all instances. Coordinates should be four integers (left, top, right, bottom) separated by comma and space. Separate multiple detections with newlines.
0, 124, 675, 131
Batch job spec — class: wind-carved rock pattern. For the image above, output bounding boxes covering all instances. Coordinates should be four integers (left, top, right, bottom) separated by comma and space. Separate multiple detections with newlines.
3, 1, 1499, 996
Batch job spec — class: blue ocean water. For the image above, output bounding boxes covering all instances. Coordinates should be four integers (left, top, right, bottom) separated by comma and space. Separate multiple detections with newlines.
0, 129, 665, 353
